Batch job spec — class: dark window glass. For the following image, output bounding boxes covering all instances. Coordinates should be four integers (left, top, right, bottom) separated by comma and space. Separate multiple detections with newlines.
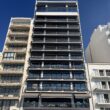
3, 52, 15, 60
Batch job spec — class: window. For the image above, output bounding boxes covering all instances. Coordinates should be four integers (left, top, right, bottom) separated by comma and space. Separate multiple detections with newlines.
104, 94, 109, 103
42, 82, 70, 91
99, 70, 104, 76
75, 99, 89, 108
108, 82, 110, 89
3, 52, 15, 60
62, 72, 70, 79
74, 83, 87, 91
74, 72, 85, 79
101, 82, 106, 89
67, 6, 77, 12
3, 64, 23, 71
106, 70, 110, 76
43, 71, 70, 79
47, 4, 66, 12
1, 76, 21, 83
0, 87, 19, 96
37, 5, 46, 12
29, 72, 41, 79
62, 83, 70, 90
27, 83, 40, 91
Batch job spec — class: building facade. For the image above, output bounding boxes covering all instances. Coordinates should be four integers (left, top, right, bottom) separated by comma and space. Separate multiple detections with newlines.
86, 24, 110, 63
0, 18, 31, 110
87, 63, 110, 110
0, 0, 91, 110
22, 0, 90, 110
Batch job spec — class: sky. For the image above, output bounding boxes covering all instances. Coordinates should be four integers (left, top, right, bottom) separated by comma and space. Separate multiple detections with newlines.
0, 0, 110, 51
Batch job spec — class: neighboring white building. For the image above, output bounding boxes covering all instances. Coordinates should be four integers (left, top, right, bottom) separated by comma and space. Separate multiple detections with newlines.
0, 17, 32, 110
86, 24, 110, 63
0, 52, 2, 71
86, 63, 110, 110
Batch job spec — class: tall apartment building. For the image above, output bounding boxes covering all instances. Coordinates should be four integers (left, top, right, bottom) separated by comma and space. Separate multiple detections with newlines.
0, 18, 31, 110
22, 0, 90, 110
86, 23, 110, 63
87, 63, 110, 110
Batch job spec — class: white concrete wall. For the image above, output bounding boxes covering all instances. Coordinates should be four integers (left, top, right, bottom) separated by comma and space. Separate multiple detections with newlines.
86, 24, 110, 63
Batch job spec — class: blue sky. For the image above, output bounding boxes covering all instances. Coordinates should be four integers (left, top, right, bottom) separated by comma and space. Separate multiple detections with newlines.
0, 0, 110, 51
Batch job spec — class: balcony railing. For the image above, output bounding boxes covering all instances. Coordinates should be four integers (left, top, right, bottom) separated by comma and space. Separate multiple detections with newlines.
3, 68, 23, 72
9, 30, 29, 35
5, 48, 26, 52
0, 93, 19, 97
72, 65, 85, 69
33, 39, 81, 43
23, 102, 89, 109
96, 99, 110, 104
33, 32, 80, 36
30, 65, 69, 69
23, 101, 38, 107
7, 40, 27, 44
0, 80, 21, 83
34, 25, 79, 29
35, 18, 78, 23
42, 87, 70, 91
28, 75, 40, 79
29, 64, 84, 70
32, 48, 81, 51
44, 65, 69, 69
30, 56, 82, 60
42, 102, 71, 107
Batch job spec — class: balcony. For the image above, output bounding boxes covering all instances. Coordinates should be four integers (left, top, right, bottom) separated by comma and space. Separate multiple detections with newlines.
31, 47, 82, 52
35, 19, 78, 23
29, 64, 84, 71
91, 75, 110, 80
4, 48, 26, 53
27, 75, 86, 82
0, 69, 23, 75
10, 23, 30, 29
30, 56, 83, 61
0, 82, 21, 86
0, 94, 19, 99
94, 87, 110, 92
24, 107, 89, 110
9, 30, 29, 36
96, 100, 110, 107
2, 59, 25, 64
6, 40, 27, 45
34, 25, 79, 30
23, 99, 89, 110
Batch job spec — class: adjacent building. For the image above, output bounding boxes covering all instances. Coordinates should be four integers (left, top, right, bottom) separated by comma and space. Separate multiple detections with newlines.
87, 63, 110, 110
0, 18, 31, 110
0, 53, 2, 71
86, 24, 110, 63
